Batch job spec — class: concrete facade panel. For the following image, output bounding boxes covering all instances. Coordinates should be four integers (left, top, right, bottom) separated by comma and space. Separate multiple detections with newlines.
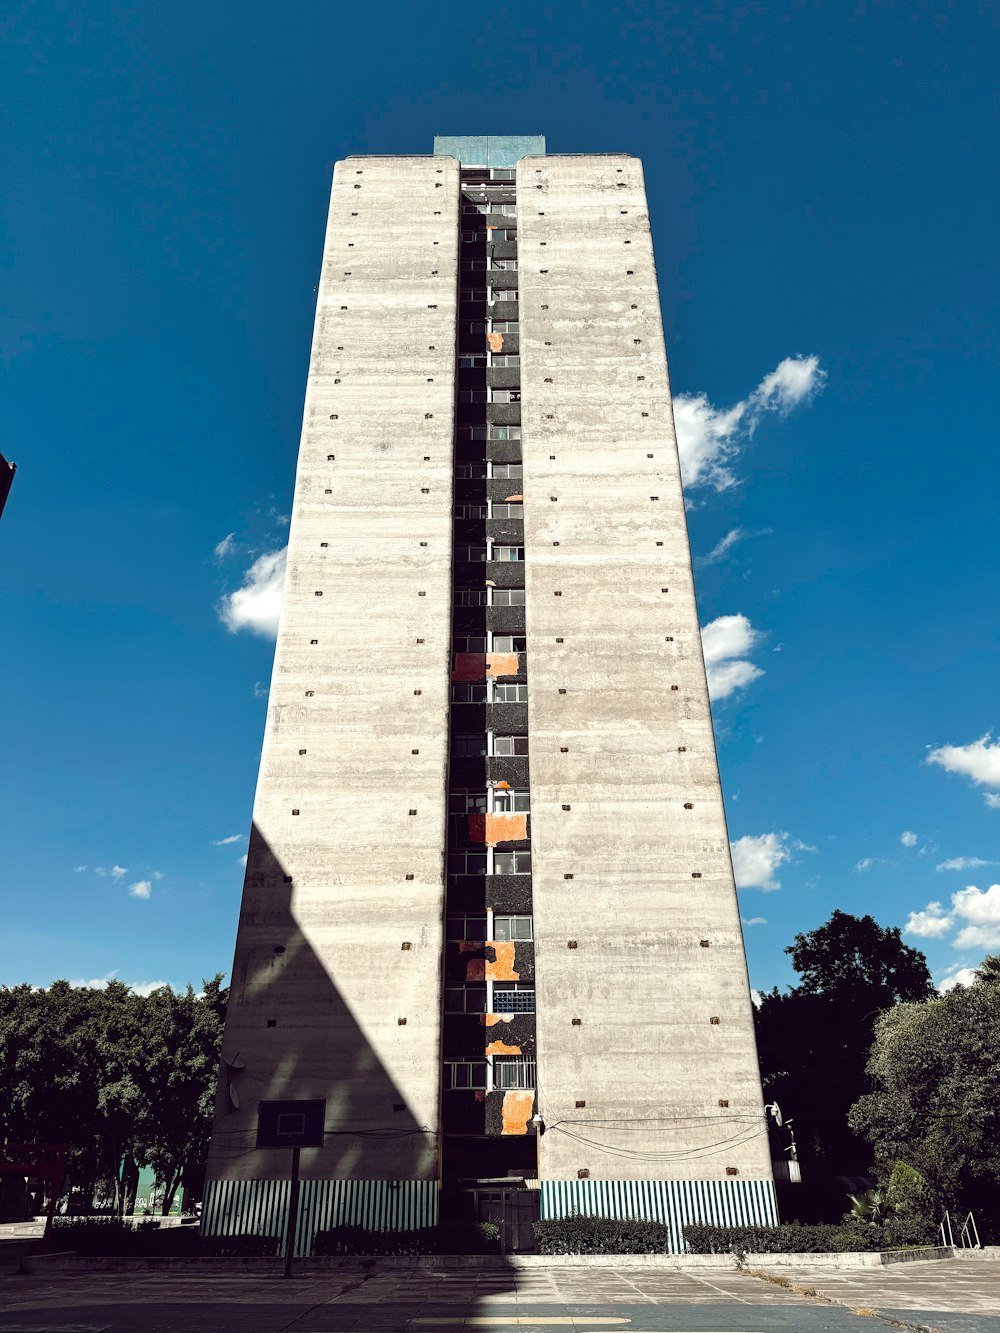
517, 154, 772, 1184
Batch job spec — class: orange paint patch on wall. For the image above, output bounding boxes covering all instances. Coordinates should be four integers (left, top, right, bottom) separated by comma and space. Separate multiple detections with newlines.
485, 940, 519, 982
452, 653, 487, 682
464, 957, 486, 982
484, 813, 527, 845
486, 652, 519, 679
486, 1040, 522, 1056
487, 331, 504, 352
504, 494, 523, 502
481, 1014, 504, 1027
501, 1090, 534, 1136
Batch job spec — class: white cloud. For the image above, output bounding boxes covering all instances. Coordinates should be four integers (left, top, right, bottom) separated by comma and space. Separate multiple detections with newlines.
937, 856, 995, 872
220, 547, 287, 639
900, 831, 918, 848
854, 856, 893, 873
213, 834, 245, 846
927, 733, 1000, 807
904, 901, 953, 938
93, 866, 107, 877
111, 865, 128, 879
252, 681, 269, 699
129, 880, 153, 900
951, 884, 1000, 950
741, 916, 768, 927
731, 832, 791, 892
66, 973, 172, 996
238, 852, 248, 868
74, 865, 88, 873
698, 527, 745, 566
214, 532, 236, 561
937, 964, 979, 994
701, 614, 765, 702
673, 355, 826, 491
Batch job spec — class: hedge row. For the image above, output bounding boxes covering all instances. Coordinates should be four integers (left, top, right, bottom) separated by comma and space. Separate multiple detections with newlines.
533, 1215, 673, 1255
682, 1218, 938, 1255
50, 1217, 279, 1257
312, 1221, 501, 1256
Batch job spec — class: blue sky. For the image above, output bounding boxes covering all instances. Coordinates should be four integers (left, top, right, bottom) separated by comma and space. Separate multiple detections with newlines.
2, 1, 996, 997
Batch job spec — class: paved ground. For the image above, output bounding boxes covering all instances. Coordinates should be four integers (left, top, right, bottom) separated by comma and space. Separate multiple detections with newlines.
0, 1259, 997, 1333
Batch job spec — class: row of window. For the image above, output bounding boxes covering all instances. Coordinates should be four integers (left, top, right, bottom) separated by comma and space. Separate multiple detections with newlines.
449, 789, 530, 814
454, 502, 522, 519
452, 734, 528, 758
454, 587, 525, 606
452, 681, 528, 704
455, 545, 525, 563
455, 462, 522, 479
447, 913, 533, 941
461, 258, 518, 271
461, 289, 519, 304
461, 228, 517, 242
459, 389, 521, 404
445, 984, 535, 1014
459, 424, 521, 440
448, 848, 532, 876
458, 354, 520, 368
446, 1058, 535, 1090
459, 322, 519, 336
454, 633, 525, 654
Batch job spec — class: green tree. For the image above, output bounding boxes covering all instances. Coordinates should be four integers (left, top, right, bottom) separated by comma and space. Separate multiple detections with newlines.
754, 911, 934, 1180
849, 958, 1000, 1224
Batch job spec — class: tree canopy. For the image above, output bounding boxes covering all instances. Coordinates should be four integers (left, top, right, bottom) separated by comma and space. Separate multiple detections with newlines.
0, 977, 225, 1214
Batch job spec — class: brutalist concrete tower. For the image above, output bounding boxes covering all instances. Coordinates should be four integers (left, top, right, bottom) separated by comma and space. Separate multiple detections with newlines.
205, 135, 775, 1253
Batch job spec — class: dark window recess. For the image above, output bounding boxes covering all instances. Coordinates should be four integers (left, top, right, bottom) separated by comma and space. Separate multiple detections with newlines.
401, 942, 412, 951
572, 1018, 582, 1026
567, 939, 578, 948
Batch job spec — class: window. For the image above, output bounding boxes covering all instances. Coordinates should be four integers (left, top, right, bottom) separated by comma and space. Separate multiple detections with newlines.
445, 986, 487, 1014
449, 791, 487, 814
462, 203, 489, 215
490, 321, 519, 333
490, 289, 519, 302
492, 546, 525, 562
455, 502, 487, 519
446, 1061, 488, 1090
492, 985, 535, 1013
461, 288, 489, 302
490, 355, 520, 368
493, 788, 529, 812
493, 849, 531, 875
492, 682, 528, 703
490, 502, 523, 519
459, 390, 488, 403
489, 425, 521, 440
494, 915, 533, 941
459, 425, 488, 440
461, 230, 484, 242
491, 635, 526, 653
456, 462, 487, 479
489, 389, 520, 403
452, 682, 487, 703
455, 588, 488, 606
447, 914, 487, 940
448, 849, 489, 875
461, 259, 487, 271
491, 463, 523, 478
490, 168, 515, 180
455, 635, 487, 653
463, 322, 488, 334
459, 354, 486, 368
491, 588, 525, 606
490, 258, 518, 270
456, 544, 487, 562
492, 735, 528, 756
493, 1057, 536, 1089
453, 734, 487, 757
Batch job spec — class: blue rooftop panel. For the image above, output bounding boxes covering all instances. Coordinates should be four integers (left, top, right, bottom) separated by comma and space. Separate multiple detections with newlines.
433, 135, 546, 167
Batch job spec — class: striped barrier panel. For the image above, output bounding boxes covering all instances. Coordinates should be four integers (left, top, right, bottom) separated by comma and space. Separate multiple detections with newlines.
202, 1177, 438, 1255
540, 1178, 777, 1252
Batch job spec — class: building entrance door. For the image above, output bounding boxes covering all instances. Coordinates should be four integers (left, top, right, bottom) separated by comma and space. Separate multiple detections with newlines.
475, 1187, 540, 1253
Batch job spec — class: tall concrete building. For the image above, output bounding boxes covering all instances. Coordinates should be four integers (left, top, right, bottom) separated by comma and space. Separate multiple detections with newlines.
205, 135, 776, 1252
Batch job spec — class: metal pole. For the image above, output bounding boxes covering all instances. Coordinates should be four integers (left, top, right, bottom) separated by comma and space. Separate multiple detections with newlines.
283, 1146, 301, 1279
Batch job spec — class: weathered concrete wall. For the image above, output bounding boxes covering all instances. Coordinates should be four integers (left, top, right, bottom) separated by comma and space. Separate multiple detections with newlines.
517, 154, 772, 1183
207, 156, 459, 1183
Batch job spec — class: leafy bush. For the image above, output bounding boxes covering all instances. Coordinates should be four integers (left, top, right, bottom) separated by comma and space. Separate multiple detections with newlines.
312, 1221, 501, 1256
50, 1217, 279, 1257
683, 1218, 938, 1256
533, 1215, 672, 1255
